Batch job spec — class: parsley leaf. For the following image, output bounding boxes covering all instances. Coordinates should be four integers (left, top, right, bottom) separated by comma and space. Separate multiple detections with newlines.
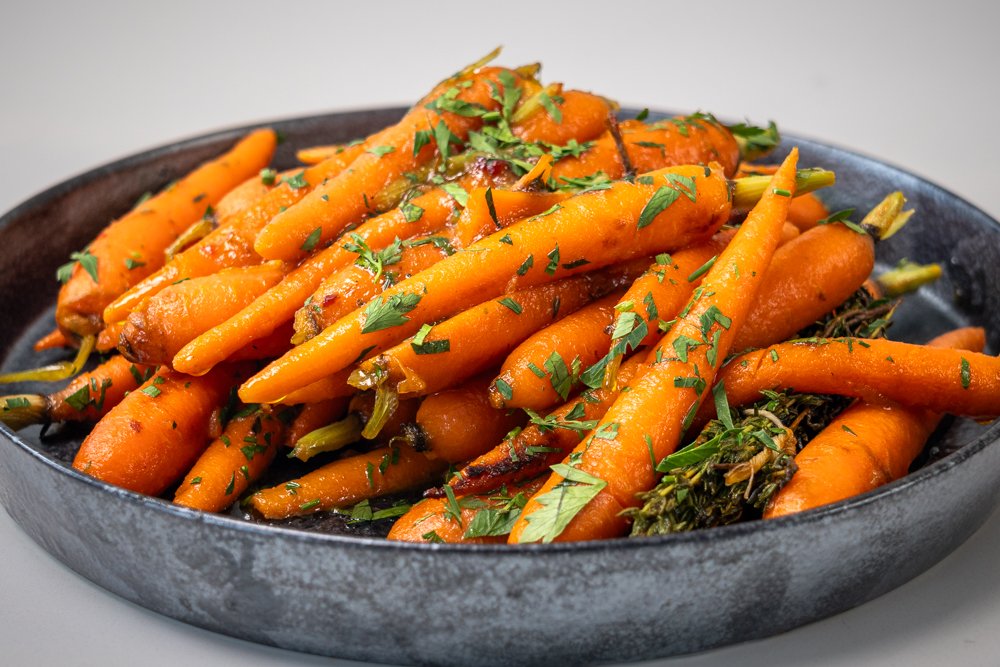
516, 464, 607, 543
360, 292, 422, 334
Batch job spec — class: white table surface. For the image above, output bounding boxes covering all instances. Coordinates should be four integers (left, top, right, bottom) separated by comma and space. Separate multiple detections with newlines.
2, 2, 999, 665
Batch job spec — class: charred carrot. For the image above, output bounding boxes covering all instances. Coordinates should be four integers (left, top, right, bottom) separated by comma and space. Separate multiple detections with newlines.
764, 327, 987, 518
388, 477, 545, 544
71, 364, 247, 495
174, 406, 286, 512
118, 261, 287, 367
253, 66, 523, 262
240, 163, 738, 404
350, 259, 648, 400
56, 129, 276, 338
172, 186, 461, 376
0, 355, 152, 430
449, 356, 645, 498
510, 149, 801, 543
249, 444, 447, 519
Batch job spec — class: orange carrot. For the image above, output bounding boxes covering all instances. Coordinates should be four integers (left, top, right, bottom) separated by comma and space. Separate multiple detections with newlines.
0, 355, 153, 430
172, 186, 461, 376
57, 129, 277, 337
388, 477, 545, 544
450, 356, 645, 498
352, 259, 648, 399
240, 163, 733, 404
280, 369, 357, 404
705, 334, 1000, 421
118, 261, 287, 367
249, 444, 447, 519
512, 89, 612, 146
174, 406, 285, 512
510, 149, 800, 543
452, 187, 572, 247
254, 66, 522, 262
286, 397, 350, 446
72, 364, 247, 495
101, 127, 379, 326
33, 328, 70, 352
764, 327, 986, 518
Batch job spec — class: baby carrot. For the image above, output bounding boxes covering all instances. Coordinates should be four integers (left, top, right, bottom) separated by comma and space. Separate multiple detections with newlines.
118, 261, 287, 367
71, 364, 247, 495
174, 406, 286, 512
240, 163, 734, 404
33, 328, 70, 352
254, 66, 521, 262
764, 327, 986, 518
56, 129, 277, 338
510, 149, 801, 543
286, 397, 351, 446
0, 355, 152, 430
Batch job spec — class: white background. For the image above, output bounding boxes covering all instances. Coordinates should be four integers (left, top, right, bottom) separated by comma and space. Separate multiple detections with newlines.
2, 2, 1000, 666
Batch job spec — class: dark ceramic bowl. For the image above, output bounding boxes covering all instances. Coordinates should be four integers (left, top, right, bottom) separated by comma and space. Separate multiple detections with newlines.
1, 109, 999, 667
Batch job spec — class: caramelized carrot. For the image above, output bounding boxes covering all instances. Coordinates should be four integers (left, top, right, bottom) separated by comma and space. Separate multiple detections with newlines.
71, 364, 247, 495
55, 129, 277, 338
33, 328, 70, 352
352, 260, 647, 399
764, 327, 987, 518
174, 406, 285, 512
240, 163, 733, 404
512, 89, 611, 146
118, 261, 287, 367
388, 477, 545, 544
249, 445, 447, 519
286, 397, 351, 446
510, 149, 800, 543
254, 66, 522, 262
0, 355, 152, 430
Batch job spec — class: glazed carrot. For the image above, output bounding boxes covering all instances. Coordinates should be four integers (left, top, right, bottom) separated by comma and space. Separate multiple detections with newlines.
173, 186, 461, 376
33, 328, 70, 352
95, 321, 126, 353
351, 259, 648, 400
764, 327, 987, 518
174, 406, 285, 512
213, 171, 279, 220
450, 356, 645, 498
703, 335, 1000, 421
56, 129, 277, 338
118, 261, 287, 367
254, 66, 522, 262
286, 397, 351, 446
280, 368, 356, 405
510, 149, 800, 543
388, 477, 545, 544
512, 89, 612, 146
0, 355, 152, 430
249, 444, 448, 519
550, 116, 742, 182
71, 364, 246, 495
452, 187, 572, 247
240, 163, 734, 404
101, 127, 381, 326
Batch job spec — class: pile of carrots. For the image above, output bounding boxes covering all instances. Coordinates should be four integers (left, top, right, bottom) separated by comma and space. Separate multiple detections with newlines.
3, 49, 997, 544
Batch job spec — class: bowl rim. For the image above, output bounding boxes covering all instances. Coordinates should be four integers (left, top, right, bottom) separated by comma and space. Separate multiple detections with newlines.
2, 106, 999, 557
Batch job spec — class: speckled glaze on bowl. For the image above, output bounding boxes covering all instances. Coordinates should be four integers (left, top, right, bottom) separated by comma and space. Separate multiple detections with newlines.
1, 109, 999, 667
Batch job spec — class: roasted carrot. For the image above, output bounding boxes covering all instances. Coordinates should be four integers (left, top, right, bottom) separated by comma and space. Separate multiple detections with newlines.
764, 327, 987, 518
0, 355, 152, 430
33, 328, 70, 352
510, 149, 800, 543
280, 369, 357, 405
253, 66, 522, 262
56, 129, 276, 338
351, 259, 648, 400
704, 335, 1000, 421
249, 444, 448, 519
452, 187, 572, 247
174, 406, 286, 512
286, 397, 351, 446
172, 186, 461, 376
512, 89, 612, 146
449, 356, 645, 498
240, 163, 736, 404
101, 127, 381, 326
71, 364, 246, 495
388, 477, 545, 544
118, 261, 287, 367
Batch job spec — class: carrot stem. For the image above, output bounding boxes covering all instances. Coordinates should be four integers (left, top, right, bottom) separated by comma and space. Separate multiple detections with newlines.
0, 334, 95, 384
732, 168, 834, 209
289, 414, 363, 462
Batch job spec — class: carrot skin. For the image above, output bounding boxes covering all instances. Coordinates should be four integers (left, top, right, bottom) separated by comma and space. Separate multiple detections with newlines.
174, 407, 285, 512
33, 328, 70, 352
39, 355, 150, 424
510, 149, 800, 543
240, 164, 732, 404
764, 327, 986, 518
57, 129, 277, 337
249, 445, 447, 519
72, 365, 246, 495
286, 397, 351, 446
119, 261, 286, 367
